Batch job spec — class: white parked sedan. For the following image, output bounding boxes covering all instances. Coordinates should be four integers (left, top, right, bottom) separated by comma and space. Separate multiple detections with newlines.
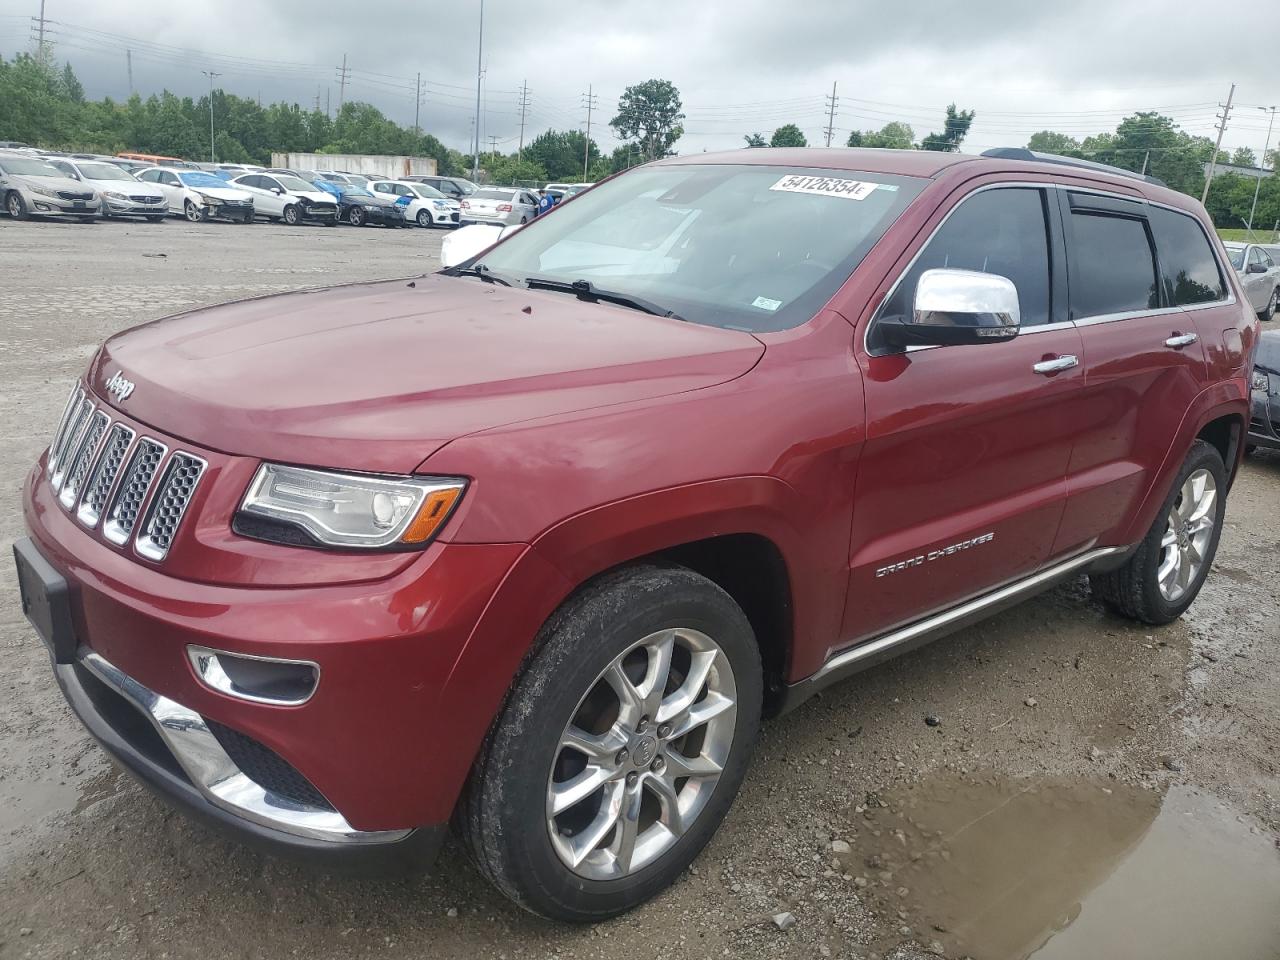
367, 179, 460, 228
46, 157, 167, 221
134, 167, 256, 222
459, 187, 539, 226
229, 172, 339, 225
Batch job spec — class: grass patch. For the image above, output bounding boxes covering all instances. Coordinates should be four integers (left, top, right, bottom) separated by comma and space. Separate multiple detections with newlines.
1218, 228, 1280, 243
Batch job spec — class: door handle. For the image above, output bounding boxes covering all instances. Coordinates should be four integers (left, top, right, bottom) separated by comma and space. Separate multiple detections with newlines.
1164, 333, 1199, 348
1032, 355, 1079, 375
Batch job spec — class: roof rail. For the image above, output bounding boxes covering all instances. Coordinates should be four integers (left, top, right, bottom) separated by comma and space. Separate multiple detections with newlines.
981, 147, 1168, 188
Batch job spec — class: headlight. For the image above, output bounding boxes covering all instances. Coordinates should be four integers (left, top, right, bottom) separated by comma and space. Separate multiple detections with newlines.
238, 464, 466, 549
433, 200, 449, 209
103, 190, 128, 200
30, 184, 60, 198
1253, 371, 1271, 393
196, 193, 222, 205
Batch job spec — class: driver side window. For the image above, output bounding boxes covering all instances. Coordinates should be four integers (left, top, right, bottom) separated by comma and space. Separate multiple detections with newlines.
879, 187, 1052, 328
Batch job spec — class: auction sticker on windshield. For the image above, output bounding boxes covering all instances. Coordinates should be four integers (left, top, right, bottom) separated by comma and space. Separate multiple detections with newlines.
769, 175, 878, 200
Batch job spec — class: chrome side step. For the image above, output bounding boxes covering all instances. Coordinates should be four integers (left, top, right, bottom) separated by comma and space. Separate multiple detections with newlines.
778, 546, 1123, 713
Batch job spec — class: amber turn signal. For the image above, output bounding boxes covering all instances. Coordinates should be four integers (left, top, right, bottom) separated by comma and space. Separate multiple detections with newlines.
401, 486, 464, 543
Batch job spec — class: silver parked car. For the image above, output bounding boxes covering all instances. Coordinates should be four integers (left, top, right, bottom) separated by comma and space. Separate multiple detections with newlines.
45, 157, 167, 221
0, 153, 101, 221
460, 187, 538, 226
1223, 241, 1280, 320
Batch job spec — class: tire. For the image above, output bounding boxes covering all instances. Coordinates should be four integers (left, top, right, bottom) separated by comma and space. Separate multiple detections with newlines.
241, 211, 254, 224
520, 215, 529, 224
6, 191, 29, 220
459, 564, 762, 922
1260, 288, 1278, 321
1089, 439, 1227, 624
1245, 444, 1257, 456
184, 200, 202, 223
417, 209, 432, 227
282, 204, 300, 226
349, 206, 365, 227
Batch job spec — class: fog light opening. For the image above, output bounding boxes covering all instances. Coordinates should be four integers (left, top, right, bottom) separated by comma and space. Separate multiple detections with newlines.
187, 646, 319, 706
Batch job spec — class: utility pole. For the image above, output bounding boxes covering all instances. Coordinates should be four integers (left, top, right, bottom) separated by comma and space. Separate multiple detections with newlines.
201, 70, 221, 163
824, 81, 838, 148
1202, 83, 1235, 205
32, 0, 48, 63
335, 54, 349, 112
1246, 105, 1277, 232
414, 72, 422, 136
581, 84, 598, 180
488, 135, 498, 158
314, 87, 321, 114
472, 0, 484, 179
325, 87, 330, 118
517, 80, 530, 165
126, 48, 133, 95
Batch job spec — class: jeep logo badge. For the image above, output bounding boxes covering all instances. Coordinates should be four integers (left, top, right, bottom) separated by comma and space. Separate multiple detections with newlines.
104, 371, 135, 402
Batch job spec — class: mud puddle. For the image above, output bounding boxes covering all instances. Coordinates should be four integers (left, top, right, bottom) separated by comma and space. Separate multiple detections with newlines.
834, 776, 1280, 959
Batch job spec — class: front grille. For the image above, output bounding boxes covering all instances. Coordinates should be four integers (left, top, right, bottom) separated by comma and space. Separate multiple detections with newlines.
129, 195, 163, 204
205, 719, 333, 810
136, 454, 205, 561
58, 410, 109, 508
78, 423, 135, 528
102, 439, 166, 546
50, 396, 94, 490
47, 385, 85, 477
57, 190, 94, 201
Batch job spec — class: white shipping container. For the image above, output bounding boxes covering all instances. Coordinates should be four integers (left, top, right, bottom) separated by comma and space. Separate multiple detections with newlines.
270, 153, 438, 178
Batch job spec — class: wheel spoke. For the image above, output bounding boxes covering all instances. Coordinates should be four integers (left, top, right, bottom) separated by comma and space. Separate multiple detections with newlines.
1177, 549, 1194, 590
561, 724, 625, 762
646, 773, 686, 837
663, 749, 723, 780
669, 689, 735, 740
565, 781, 624, 868
1161, 524, 1178, 549
640, 631, 676, 717
657, 648, 717, 724
1186, 540, 1204, 566
613, 782, 643, 873
1186, 515, 1213, 537
550, 763, 616, 816
605, 661, 647, 726
1158, 544, 1180, 592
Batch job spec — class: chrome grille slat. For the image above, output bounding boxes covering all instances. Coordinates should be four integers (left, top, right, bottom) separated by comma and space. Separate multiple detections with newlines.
77, 424, 135, 528
58, 410, 109, 508
50, 397, 93, 490
136, 454, 206, 561
102, 439, 167, 546
47, 384, 83, 474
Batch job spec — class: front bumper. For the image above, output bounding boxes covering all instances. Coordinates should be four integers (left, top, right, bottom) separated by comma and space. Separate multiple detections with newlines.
104, 196, 166, 216
26, 192, 100, 216
1248, 391, 1280, 449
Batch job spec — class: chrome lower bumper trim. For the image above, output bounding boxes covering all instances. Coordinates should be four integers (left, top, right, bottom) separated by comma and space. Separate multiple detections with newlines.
80, 650, 408, 844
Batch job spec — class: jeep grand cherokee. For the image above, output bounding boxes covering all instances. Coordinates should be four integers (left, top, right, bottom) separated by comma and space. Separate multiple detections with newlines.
15, 147, 1257, 921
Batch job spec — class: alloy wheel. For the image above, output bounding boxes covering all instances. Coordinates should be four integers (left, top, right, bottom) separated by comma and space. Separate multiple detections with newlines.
546, 628, 737, 881
1157, 467, 1217, 602
7, 194, 20, 217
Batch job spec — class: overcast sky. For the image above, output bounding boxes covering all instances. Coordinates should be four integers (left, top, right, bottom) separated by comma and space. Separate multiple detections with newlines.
1, 0, 1276, 161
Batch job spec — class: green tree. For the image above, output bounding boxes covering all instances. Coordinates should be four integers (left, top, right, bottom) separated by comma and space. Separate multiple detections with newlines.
610, 78, 684, 161
847, 121, 914, 149
1231, 147, 1257, 167
1026, 130, 1080, 154
770, 124, 807, 148
522, 129, 601, 181
920, 104, 974, 152
743, 132, 767, 148
59, 62, 84, 104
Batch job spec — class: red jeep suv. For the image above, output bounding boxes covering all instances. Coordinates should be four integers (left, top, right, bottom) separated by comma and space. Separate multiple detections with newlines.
16, 148, 1257, 921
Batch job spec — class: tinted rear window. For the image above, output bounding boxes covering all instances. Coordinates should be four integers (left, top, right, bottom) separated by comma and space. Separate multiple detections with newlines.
1068, 213, 1158, 318
1147, 207, 1226, 305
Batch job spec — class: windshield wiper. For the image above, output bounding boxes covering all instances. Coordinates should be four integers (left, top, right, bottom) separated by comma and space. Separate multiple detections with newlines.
449, 262, 511, 286
524, 277, 685, 321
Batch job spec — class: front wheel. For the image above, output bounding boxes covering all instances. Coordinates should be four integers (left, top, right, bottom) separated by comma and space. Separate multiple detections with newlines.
417, 209, 432, 227
1090, 439, 1227, 624
6, 191, 29, 220
282, 204, 300, 226
348, 206, 365, 227
459, 564, 762, 922
184, 200, 202, 223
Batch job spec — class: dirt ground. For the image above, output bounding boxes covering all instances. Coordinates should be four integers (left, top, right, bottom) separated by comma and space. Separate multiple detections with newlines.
0, 218, 1276, 960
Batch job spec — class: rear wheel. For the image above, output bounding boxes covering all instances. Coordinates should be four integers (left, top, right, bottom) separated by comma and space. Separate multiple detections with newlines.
184, 200, 202, 223
459, 564, 762, 922
1090, 440, 1226, 624
1261, 288, 1277, 321
6, 191, 29, 220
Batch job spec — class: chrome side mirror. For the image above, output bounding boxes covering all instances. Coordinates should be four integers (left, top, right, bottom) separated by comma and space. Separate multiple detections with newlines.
880, 268, 1021, 350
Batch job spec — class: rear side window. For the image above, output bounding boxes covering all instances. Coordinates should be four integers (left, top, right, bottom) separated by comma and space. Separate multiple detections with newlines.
1067, 213, 1158, 318
1147, 207, 1226, 305
879, 187, 1052, 327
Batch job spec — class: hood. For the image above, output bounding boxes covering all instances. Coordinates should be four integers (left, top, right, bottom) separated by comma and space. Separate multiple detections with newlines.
91, 274, 764, 474
15, 172, 89, 193
87, 178, 162, 197
191, 185, 252, 201
296, 190, 334, 204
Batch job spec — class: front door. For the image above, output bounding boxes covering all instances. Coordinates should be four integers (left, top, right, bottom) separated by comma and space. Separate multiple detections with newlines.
845, 184, 1086, 646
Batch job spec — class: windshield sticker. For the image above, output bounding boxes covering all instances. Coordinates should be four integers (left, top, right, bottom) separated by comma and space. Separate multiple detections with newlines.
769, 175, 878, 201
751, 296, 783, 311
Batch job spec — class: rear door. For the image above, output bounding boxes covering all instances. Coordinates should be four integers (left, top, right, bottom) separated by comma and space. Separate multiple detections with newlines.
846, 183, 1086, 643
1051, 190, 1211, 555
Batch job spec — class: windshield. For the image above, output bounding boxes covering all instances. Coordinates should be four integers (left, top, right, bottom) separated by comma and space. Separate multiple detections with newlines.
413, 183, 446, 199
343, 173, 369, 184
453, 179, 478, 195
179, 172, 231, 188
76, 162, 135, 181
1226, 247, 1246, 270
472, 164, 927, 331
276, 174, 313, 192
476, 189, 516, 201
344, 187, 372, 198
0, 157, 62, 177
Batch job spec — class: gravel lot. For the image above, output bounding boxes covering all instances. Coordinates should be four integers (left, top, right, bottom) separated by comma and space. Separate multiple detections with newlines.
0, 218, 1277, 960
